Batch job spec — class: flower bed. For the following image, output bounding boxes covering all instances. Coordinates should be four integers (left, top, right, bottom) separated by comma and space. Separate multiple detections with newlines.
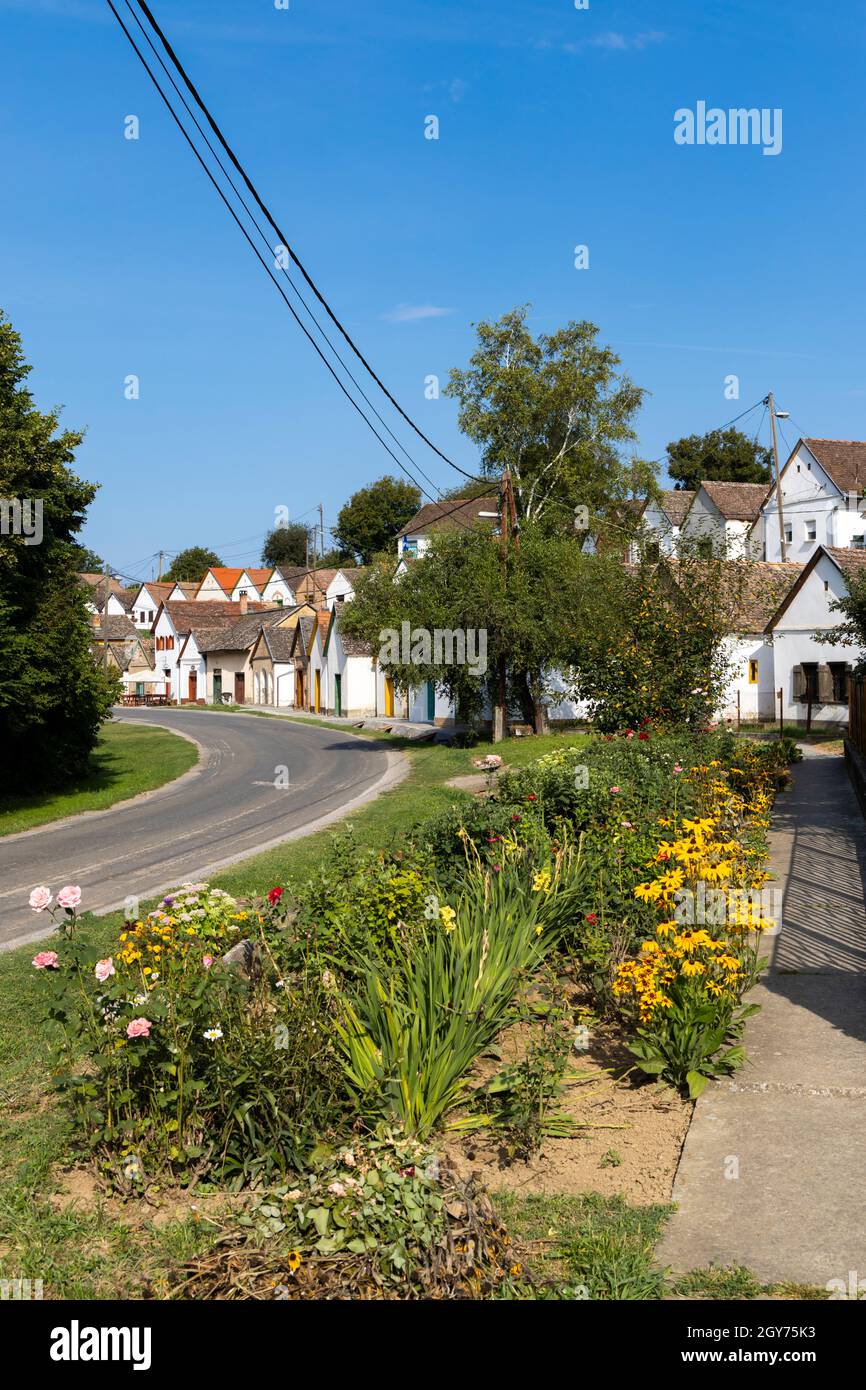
28, 730, 794, 1210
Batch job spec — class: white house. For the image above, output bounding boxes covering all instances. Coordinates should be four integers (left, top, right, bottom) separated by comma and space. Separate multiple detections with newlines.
755, 438, 866, 563
325, 567, 363, 608
765, 546, 865, 723
395, 496, 499, 559
629, 490, 695, 561
714, 562, 803, 723
679, 481, 769, 558
261, 567, 305, 607
129, 581, 176, 629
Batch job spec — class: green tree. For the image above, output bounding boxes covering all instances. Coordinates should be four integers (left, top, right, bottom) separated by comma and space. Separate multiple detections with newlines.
164, 546, 224, 582
261, 523, 311, 570
666, 428, 773, 491
0, 311, 117, 785
570, 550, 743, 730
332, 476, 421, 564
341, 517, 596, 732
444, 306, 650, 528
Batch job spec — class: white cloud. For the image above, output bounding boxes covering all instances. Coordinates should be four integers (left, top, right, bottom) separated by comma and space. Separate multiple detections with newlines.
382, 304, 455, 324
563, 30, 666, 55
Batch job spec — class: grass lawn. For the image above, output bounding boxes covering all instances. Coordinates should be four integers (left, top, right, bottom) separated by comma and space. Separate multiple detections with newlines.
0, 722, 198, 837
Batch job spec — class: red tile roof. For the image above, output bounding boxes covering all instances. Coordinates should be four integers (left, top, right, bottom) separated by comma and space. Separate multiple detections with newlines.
802, 439, 866, 494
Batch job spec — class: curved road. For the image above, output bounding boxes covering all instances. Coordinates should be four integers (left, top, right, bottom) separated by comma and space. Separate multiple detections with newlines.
0, 709, 400, 951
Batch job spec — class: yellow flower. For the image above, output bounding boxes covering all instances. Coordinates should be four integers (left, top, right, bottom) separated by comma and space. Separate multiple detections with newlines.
439, 905, 457, 931
532, 869, 552, 894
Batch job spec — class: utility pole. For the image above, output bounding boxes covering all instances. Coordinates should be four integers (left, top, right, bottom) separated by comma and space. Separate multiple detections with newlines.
157, 549, 164, 581
318, 503, 325, 564
492, 471, 519, 743
766, 392, 787, 562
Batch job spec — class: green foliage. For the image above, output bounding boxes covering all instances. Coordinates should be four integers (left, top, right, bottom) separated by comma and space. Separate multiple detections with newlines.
332, 474, 421, 564
570, 554, 741, 731
247, 1137, 444, 1275
666, 427, 773, 491
0, 310, 117, 785
444, 305, 651, 526
260, 522, 312, 570
332, 867, 549, 1137
163, 547, 224, 582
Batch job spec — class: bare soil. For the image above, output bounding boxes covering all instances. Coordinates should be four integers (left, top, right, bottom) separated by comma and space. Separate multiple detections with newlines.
441, 1020, 692, 1205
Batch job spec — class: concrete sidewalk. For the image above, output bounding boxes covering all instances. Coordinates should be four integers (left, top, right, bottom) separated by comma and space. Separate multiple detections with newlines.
658, 752, 866, 1288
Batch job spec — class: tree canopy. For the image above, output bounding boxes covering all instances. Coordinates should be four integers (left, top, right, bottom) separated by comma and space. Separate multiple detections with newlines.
0, 310, 116, 784
444, 306, 652, 530
332, 476, 422, 564
261, 523, 311, 570
164, 546, 224, 582
666, 427, 773, 491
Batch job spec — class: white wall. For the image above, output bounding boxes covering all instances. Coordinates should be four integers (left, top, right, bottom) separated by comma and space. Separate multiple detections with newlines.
770, 550, 855, 720
196, 573, 230, 601
761, 442, 858, 563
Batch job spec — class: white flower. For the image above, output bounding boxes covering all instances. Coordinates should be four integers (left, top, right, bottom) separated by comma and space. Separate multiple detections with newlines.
203, 1027, 223, 1041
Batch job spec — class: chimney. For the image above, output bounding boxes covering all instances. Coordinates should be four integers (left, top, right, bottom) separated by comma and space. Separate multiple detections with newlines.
239, 594, 248, 615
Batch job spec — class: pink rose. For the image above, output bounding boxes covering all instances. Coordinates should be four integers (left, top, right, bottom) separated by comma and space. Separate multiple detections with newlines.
32, 951, 59, 970
57, 885, 82, 911
202, 955, 215, 969
673, 764, 683, 775
95, 958, 115, 982
126, 1018, 151, 1039
609, 786, 620, 794
29, 886, 53, 912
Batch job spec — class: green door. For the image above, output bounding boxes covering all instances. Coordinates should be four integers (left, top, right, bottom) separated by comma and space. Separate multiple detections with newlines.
213, 670, 222, 704
135, 681, 145, 698
334, 673, 342, 717
426, 680, 436, 721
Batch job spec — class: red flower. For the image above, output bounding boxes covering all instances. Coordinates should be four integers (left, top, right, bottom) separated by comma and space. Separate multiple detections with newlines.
638, 731, 649, 741
585, 912, 598, 924
527, 794, 538, 802
511, 813, 521, 822
267, 887, 283, 906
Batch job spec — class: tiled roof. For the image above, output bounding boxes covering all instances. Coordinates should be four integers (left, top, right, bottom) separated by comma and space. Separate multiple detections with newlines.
396, 496, 500, 539
90, 615, 138, 640
136, 581, 176, 605
163, 599, 267, 635
261, 627, 296, 662
659, 489, 695, 527
189, 608, 288, 654
823, 546, 866, 576
802, 439, 866, 494
725, 562, 803, 631
78, 572, 126, 596
701, 481, 770, 522
202, 567, 246, 593
341, 632, 373, 656
244, 568, 273, 588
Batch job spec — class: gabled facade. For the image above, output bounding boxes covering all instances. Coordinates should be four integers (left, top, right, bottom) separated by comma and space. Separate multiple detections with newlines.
680, 482, 769, 558
130, 581, 175, 629
756, 438, 866, 563
765, 546, 866, 722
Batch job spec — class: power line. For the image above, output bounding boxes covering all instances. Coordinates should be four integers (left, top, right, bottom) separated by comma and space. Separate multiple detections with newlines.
124, 0, 486, 488
105, 0, 462, 520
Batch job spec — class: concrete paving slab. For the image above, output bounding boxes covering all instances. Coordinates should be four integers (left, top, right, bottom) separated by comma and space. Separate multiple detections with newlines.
658, 753, 866, 1288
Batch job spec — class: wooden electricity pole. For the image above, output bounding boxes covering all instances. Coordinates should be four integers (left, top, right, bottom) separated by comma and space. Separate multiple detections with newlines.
767, 392, 787, 562
491, 470, 520, 743
101, 560, 111, 676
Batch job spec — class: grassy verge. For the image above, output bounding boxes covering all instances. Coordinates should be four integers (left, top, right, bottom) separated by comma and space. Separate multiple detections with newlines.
0, 722, 198, 837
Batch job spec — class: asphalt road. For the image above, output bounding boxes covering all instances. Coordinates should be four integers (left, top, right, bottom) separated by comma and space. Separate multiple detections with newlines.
0, 709, 399, 951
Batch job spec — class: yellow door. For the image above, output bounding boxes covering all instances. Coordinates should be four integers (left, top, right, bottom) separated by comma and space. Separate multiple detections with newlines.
384, 676, 395, 717
314, 669, 321, 713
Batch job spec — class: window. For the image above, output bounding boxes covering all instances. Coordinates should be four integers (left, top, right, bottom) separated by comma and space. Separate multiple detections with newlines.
238, 588, 247, 597
854, 535, 866, 550
336, 592, 345, 603
802, 663, 819, 701
644, 540, 660, 561
783, 522, 793, 544
748, 659, 759, 684
829, 663, 849, 703
402, 539, 419, 557
805, 519, 817, 541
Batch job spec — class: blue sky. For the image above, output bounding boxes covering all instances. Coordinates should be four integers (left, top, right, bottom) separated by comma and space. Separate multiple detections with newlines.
2, 0, 865, 579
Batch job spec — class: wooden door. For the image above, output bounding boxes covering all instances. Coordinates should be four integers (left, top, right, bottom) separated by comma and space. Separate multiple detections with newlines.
213, 671, 222, 704
426, 680, 435, 721
314, 669, 321, 713
188, 670, 197, 702
384, 677, 395, 717
334, 673, 342, 717
234, 671, 245, 704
